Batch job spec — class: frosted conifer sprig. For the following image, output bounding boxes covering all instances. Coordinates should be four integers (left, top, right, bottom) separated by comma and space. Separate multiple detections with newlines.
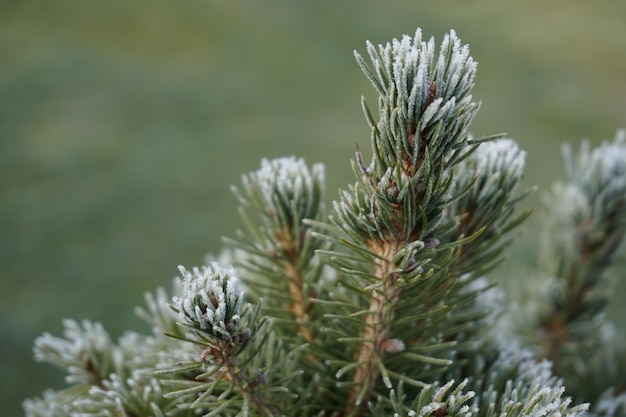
228, 156, 327, 345
161, 263, 293, 416
33, 319, 119, 386
438, 337, 590, 417
539, 130, 626, 338
563, 129, 626, 204
355, 28, 482, 181
550, 129, 626, 262
238, 157, 324, 227
447, 138, 530, 277
71, 374, 172, 417
22, 25, 626, 417
462, 138, 526, 189
381, 379, 477, 417
332, 29, 489, 255
523, 130, 626, 408
314, 29, 507, 417
413, 140, 530, 353
231, 156, 325, 252
169, 263, 247, 345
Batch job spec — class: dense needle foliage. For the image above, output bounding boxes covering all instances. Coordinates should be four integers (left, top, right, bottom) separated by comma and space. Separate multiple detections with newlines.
24, 28, 626, 417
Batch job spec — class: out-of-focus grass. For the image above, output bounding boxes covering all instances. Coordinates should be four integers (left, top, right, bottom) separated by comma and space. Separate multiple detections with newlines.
1, 0, 625, 414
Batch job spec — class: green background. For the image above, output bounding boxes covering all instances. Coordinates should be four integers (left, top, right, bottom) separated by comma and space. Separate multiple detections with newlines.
2, 1, 625, 414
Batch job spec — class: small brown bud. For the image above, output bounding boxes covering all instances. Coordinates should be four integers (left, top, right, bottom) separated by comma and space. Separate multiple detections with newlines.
381, 338, 405, 353
432, 403, 446, 417
248, 371, 268, 389
198, 346, 219, 362
233, 328, 251, 347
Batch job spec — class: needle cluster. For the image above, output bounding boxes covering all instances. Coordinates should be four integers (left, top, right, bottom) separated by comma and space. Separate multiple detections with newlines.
23, 28, 626, 417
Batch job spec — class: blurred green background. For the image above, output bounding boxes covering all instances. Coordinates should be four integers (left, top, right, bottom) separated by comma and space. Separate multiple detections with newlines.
2, 0, 625, 414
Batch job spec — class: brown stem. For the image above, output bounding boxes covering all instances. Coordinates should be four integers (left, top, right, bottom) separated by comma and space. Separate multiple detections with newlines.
345, 241, 401, 417
276, 229, 315, 343
285, 261, 314, 342
220, 349, 277, 416
540, 221, 595, 363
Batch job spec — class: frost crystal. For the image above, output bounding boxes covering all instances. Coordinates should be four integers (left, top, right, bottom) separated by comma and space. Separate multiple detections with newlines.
564, 129, 626, 199
242, 156, 325, 225
170, 263, 245, 340
403, 379, 477, 417
553, 130, 626, 232
545, 130, 626, 257
361, 28, 477, 124
473, 138, 526, 180
353, 28, 481, 182
33, 319, 117, 385
448, 137, 527, 233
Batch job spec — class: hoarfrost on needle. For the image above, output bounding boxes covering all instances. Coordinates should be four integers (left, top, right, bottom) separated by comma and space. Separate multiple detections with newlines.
171, 263, 245, 339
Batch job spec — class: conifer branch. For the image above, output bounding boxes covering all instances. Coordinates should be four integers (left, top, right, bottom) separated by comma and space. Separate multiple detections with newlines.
227, 157, 326, 345
23, 27, 621, 417
348, 241, 402, 411
526, 130, 626, 405
329, 29, 489, 416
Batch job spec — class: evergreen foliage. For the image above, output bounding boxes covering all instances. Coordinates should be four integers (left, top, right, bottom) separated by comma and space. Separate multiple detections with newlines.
24, 28, 626, 417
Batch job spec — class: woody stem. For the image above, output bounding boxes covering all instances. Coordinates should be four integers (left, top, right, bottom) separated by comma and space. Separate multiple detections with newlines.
345, 242, 400, 417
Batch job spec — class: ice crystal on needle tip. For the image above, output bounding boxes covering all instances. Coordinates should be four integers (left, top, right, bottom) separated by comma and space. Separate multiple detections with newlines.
473, 138, 526, 180
170, 263, 245, 341
240, 156, 325, 225
33, 319, 116, 386
356, 28, 479, 165
359, 29, 477, 116
563, 129, 626, 194
452, 138, 526, 214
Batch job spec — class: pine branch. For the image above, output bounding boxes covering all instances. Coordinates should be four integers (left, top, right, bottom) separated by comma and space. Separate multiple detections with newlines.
487, 130, 626, 415
538, 132, 626, 343
318, 29, 498, 417
226, 157, 327, 346
23, 27, 624, 417
159, 263, 302, 416
348, 241, 404, 409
